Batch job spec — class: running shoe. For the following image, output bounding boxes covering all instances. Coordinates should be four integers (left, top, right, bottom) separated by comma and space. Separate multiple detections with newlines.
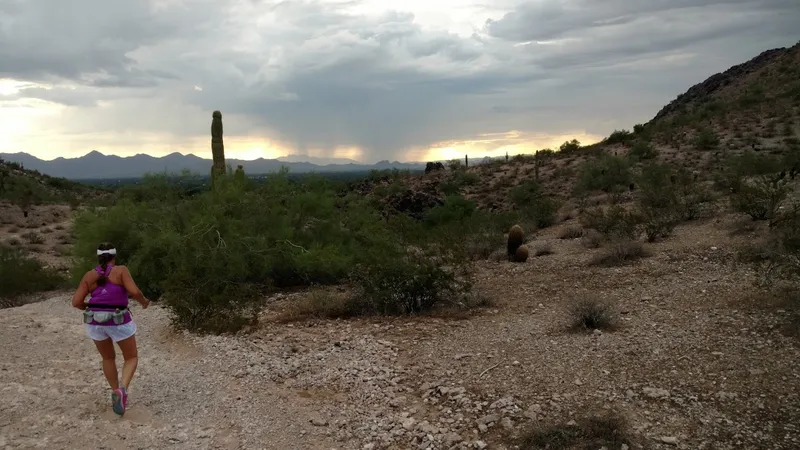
112, 388, 125, 416
121, 387, 128, 410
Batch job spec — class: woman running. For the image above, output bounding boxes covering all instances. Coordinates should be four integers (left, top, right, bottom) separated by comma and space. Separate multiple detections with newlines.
71, 242, 150, 416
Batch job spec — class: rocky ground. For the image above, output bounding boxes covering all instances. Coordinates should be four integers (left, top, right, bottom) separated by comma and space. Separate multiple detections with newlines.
0, 201, 75, 270
1, 213, 799, 450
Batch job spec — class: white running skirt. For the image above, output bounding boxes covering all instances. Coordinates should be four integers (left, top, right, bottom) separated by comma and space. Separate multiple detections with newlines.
85, 321, 137, 343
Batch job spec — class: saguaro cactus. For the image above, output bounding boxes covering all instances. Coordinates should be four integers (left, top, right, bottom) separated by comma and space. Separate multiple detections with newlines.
465, 154, 469, 168
210, 110, 226, 183
234, 164, 245, 183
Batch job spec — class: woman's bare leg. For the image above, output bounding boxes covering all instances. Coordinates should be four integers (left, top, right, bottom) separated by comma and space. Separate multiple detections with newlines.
93, 338, 119, 390
116, 335, 138, 390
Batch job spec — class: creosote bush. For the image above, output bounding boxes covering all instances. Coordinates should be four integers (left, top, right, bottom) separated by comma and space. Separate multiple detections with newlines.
579, 205, 641, 240
731, 175, 789, 222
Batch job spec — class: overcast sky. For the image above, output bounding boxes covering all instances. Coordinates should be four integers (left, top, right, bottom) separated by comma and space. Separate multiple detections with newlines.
0, 0, 798, 163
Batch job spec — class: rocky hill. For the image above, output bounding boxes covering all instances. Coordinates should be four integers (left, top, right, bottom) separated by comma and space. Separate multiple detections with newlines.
0, 157, 106, 208
363, 42, 800, 219
642, 41, 800, 154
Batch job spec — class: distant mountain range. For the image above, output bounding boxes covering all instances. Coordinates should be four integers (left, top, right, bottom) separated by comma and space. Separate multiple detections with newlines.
0, 151, 429, 180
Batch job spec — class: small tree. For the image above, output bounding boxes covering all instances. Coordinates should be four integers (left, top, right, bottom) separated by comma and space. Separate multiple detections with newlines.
559, 139, 581, 153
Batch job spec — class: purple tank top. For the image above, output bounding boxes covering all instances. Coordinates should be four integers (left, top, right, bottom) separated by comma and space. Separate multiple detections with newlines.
86, 264, 132, 326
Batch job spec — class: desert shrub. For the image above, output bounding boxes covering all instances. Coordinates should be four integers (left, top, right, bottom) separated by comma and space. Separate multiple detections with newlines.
574, 155, 632, 194
694, 128, 720, 150
509, 181, 558, 228
72, 171, 481, 333
0, 245, 66, 301
738, 202, 800, 292
534, 243, 553, 257
589, 240, 649, 266
635, 164, 682, 240
424, 196, 506, 260
639, 162, 712, 223
581, 230, 603, 248
454, 171, 480, 186
559, 139, 581, 153
558, 226, 584, 239
424, 195, 477, 226
674, 174, 714, 221
639, 206, 679, 242
627, 140, 658, 161
579, 205, 641, 240
714, 151, 782, 193
447, 159, 463, 171
604, 129, 633, 145
348, 247, 472, 315
21, 231, 45, 244
731, 175, 789, 222
568, 297, 617, 331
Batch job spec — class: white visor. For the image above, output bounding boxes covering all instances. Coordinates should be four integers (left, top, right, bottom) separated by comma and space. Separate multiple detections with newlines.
97, 248, 117, 256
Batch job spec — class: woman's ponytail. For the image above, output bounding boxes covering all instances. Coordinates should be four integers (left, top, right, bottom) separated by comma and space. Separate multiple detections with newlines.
96, 242, 116, 286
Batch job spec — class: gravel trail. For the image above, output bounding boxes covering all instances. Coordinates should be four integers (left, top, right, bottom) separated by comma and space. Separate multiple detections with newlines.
0, 297, 346, 450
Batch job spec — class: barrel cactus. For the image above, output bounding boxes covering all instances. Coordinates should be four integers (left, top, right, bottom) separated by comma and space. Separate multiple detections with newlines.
513, 245, 529, 263
507, 224, 524, 261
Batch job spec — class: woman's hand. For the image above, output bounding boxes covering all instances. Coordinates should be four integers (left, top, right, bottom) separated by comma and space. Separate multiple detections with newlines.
139, 298, 151, 309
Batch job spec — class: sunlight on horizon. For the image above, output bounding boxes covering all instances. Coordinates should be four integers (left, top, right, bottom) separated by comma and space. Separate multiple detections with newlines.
4, 131, 602, 164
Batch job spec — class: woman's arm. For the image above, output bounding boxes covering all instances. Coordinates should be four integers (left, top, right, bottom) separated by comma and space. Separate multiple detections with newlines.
120, 266, 149, 308
71, 272, 91, 310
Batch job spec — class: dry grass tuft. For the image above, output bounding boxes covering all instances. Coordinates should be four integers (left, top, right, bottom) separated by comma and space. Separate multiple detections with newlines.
516, 413, 636, 450
568, 297, 618, 332
534, 242, 554, 257
580, 230, 604, 249
589, 240, 649, 266
558, 226, 584, 240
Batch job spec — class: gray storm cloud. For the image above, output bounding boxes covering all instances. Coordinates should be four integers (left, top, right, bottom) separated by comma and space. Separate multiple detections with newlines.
1, 0, 798, 161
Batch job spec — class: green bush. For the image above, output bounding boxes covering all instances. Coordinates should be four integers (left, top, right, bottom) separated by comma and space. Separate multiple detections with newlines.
627, 140, 658, 161
0, 246, 66, 302
731, 175, 789, 222
694, 128, 720, 151
509, 181, 558, 228
349, 249, 472, 315
559, 139, 582, 153
714, 151, 782, 193
71, 171, 481, 333
604, 129, 633, 146
739, 202, 800, 291
579, 205, 641, 240
574, 155, 632, 194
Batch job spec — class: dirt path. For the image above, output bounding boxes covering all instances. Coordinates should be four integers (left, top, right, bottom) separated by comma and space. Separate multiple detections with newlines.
2, 215, 800, 450
0, 297, 348, 450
